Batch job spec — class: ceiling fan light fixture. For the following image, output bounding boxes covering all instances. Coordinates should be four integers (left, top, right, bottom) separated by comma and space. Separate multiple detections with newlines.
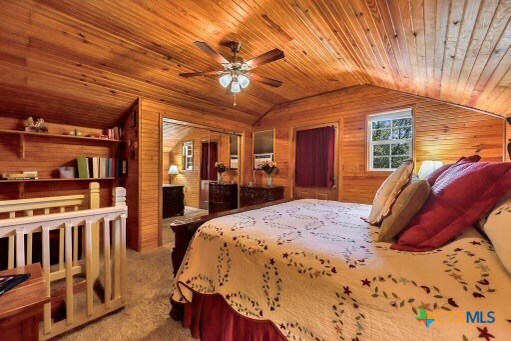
238, 74, 250, 88
230, 80, 241, 93
219, 73, 232, 88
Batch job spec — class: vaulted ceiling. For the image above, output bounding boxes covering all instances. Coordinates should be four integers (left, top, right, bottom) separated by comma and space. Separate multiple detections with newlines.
1, 0, 510, 128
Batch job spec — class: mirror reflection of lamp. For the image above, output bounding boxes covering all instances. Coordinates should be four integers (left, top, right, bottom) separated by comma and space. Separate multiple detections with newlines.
417, 160, 443, 180
168, 165, 179, 184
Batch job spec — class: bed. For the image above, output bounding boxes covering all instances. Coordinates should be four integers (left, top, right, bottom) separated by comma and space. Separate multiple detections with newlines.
171, 199, 511, 340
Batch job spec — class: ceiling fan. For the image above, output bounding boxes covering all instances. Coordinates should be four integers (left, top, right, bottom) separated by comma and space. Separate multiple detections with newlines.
179, 41, 285, 105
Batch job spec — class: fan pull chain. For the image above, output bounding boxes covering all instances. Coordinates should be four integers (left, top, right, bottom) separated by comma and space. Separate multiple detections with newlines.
233, 93, 237, 106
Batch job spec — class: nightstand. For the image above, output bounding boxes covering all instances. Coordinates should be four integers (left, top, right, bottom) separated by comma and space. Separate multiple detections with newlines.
163, 184, 185, 218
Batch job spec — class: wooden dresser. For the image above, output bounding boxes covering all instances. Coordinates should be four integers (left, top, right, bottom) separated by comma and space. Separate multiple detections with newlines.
208, 183, 238, 214
240, 185, 285, 207
0, 263, 50, 341
163, 185, 185, 218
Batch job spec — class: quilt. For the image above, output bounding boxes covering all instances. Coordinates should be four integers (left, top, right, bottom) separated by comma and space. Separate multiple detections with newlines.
172, 199, 511, 340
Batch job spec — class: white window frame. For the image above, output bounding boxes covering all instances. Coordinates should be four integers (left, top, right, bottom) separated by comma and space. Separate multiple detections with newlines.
182, 141, 193, 171
368, 109, 413, 171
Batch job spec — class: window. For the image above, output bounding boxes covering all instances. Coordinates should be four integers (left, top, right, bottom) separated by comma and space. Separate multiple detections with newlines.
182, 141, 193, 171
368, 109, 413, 171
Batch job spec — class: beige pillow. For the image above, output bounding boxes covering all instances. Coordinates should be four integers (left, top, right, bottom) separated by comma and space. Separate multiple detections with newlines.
482, 198, 511, 274
367, 160, 414, 225
377, 180, 431, 242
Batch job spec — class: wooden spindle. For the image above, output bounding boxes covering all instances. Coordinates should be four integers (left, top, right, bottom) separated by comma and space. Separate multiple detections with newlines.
103, 217, 112, 309
42, 226, 52, 334
8, 211, 15, 269
85, 220, 94, 317
15, 230, 25, 267
59, 207, 65, 270
65, 223, 74, 324
24, 209, 33, 265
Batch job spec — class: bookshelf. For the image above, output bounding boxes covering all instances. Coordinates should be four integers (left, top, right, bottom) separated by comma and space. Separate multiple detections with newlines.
0, 127, 124, 201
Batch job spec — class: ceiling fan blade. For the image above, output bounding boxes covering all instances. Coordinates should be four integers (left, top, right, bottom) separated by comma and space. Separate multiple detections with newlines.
251, 74, 283, 87
246, 49, 284, 68
194, 41, 229, 64
179, 70, 222, 78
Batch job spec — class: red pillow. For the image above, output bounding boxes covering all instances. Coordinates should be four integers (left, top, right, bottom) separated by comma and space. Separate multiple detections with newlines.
426, 155, 481, 186
392, 162, 511, 252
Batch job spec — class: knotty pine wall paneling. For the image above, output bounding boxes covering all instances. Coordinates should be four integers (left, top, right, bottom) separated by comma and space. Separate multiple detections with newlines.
123, 102, 141, 251
257, 85, 506, 204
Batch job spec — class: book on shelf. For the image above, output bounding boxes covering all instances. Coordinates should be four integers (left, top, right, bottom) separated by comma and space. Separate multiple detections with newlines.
76, 157, 115, 179
1, 171, 38, 180
105, 126, 124, 140
77, 157, 89, 178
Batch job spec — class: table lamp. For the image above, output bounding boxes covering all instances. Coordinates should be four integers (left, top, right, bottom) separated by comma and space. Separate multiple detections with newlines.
168, 165, 179, 184
418, 160, 443, 180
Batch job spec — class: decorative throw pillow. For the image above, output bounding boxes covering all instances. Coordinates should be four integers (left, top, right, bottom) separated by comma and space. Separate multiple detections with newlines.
366, 160, 414, 225
483, 198, 511, 273
426, 155, 481, 186
476, 190, 511, 229
377, 180, 431, 242
392, 162, 511, 252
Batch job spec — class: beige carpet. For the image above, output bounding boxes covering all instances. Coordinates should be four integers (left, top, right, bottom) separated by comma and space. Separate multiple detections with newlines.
57, 224, 195, 340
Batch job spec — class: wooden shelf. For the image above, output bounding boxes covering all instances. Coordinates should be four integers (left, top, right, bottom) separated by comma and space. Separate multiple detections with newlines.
0, 178, 116, 183
0, 129, 123, 143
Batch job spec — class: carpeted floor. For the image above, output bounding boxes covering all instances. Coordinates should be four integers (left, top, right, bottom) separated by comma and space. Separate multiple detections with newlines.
57, 216, 197, 340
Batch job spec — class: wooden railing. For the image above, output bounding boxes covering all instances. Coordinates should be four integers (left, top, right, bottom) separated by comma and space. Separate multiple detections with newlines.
0, 184, 127, 340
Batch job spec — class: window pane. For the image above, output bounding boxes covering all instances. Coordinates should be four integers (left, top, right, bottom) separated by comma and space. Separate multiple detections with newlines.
392, 118, 412, 127
372, 128, 390, 141
391, 126, 412, 139
373, 144, 390, 156
372, 120, 391, 129
391, 156, 409, 168
373, 157, 390, 169
391, 143, 409, 156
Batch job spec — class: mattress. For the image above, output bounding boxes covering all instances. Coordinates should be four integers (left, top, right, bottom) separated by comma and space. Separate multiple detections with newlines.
172, 199, 511, 340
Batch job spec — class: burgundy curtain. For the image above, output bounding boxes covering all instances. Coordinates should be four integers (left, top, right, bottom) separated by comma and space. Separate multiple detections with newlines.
201, 142, 218, 181
295, 126, 335, 188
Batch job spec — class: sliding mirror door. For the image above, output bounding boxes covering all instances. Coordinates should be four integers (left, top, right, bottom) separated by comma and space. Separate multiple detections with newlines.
161, 119, 242, 234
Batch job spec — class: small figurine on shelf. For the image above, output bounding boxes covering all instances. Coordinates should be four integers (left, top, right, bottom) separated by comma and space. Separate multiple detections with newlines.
24, 117, 48, 133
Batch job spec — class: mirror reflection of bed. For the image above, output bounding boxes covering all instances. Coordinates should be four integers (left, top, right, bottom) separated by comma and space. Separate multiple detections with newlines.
161, 120, 240, 241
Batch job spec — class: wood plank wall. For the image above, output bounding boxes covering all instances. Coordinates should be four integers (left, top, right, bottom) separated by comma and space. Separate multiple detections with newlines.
0, 116, 117, 207
256, 85, 506, 204
138, 99, 251, 251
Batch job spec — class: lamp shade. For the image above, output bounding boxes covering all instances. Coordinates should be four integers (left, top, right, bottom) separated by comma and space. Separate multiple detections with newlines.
168, 165, 179, 175
219, 74, 232, 88
418, 160, 443, 180
238, 74, 250, 88
230, 80, 241, 93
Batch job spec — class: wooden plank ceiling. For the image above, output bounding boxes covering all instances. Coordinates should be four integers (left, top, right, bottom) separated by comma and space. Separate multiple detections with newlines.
0, 0, 510, 129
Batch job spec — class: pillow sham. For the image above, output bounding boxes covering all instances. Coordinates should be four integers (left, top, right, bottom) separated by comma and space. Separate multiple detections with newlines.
482, 198, 511, 274
377, 180, 431, 242
392, 161, 511, 252
366, 160, 414, 225
426, 155, 481, 186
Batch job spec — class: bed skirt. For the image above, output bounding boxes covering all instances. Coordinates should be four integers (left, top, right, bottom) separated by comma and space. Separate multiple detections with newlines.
183, 293, 286, 341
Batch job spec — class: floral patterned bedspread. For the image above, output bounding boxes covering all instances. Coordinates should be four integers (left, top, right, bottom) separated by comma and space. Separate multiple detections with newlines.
172, 199, 511, 340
